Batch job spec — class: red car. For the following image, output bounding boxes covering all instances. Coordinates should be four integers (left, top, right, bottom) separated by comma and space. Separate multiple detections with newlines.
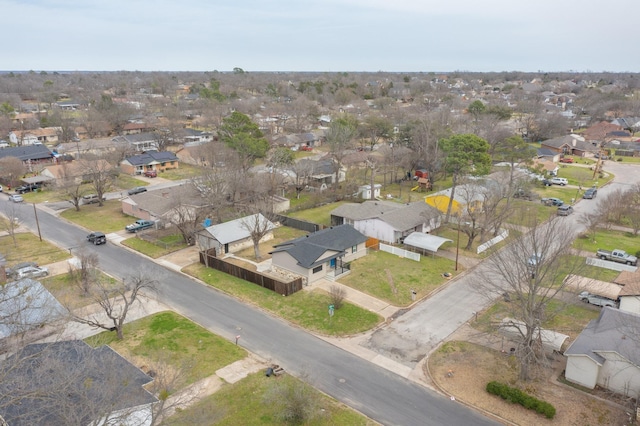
559, 157, 574, 163
143, 170, 157, 178
300, 145, 313, 151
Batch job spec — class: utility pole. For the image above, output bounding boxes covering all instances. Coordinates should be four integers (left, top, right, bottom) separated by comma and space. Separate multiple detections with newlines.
33, 203, 42, 242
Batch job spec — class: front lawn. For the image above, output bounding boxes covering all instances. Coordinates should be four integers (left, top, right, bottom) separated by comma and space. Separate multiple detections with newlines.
339, 250, 456, 306
85, 311, 246, 386
60, 200, 135, 233
573, 228, 640, 256
183, 264, 382, 336
158, 163, 204, 180
0, 232, 71, 266
121, 233, 189, 258
164, 371, 375, 426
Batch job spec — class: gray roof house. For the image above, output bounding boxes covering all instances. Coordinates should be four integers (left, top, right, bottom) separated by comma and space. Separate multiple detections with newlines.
112, 132, 158, 152
196, 213, 276, 255
540, 134, 596, 157
0, 340, 157, 426
120, 150, 180, 175
564, 307, 640, 397
331, 200, 441, 244
270, 224, 367, 284
0, 144, 54, 164
0, 278, 65, 340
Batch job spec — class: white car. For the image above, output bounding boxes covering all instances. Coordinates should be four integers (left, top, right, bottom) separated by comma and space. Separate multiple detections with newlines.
16, 266, 49, 279
579, 291, 617, 308
8, 194, 23, 203
0, 184, 3, 192
550, 177, 568, 186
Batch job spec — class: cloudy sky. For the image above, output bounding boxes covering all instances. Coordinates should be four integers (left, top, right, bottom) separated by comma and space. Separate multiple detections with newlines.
4, 0, 639, 73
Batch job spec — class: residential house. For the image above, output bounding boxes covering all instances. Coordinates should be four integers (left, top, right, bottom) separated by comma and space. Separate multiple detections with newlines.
0, 144, 54, 168
0, 340, 157, 426
0, 278, 65, 340
611, 117, 640, 134
196, 213, 276, 255
331, 200, 441, 244
531, 158, 559, 176
122, 122, 155, 135
9, 127, 61, 146
613, 271, 640, 314
112, 132, 159, 152
183, 128, 214, 144
120, 150, 179, 175
583, 121, 626, 142
41, 159, 114, 184
270, 224, 367, 284
122, 184, 210, 226
540, 134, 595, 157
564, 307, 640, 397
296, 158, 346, 188
536, 147, 561, 163
425, 182, 493, 215
56, 137, 120, 158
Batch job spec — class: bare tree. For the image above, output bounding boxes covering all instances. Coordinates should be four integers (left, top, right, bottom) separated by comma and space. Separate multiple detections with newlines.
329, 285, 346, 310
69, 251, 100, 297
0, 157, 26, 189
80, 158, 115, 206
478, 216, 584, 381
69, 270, 158, 340
262, 373, 320, 425
2, 203, 21, 248
239, 213, 274, 261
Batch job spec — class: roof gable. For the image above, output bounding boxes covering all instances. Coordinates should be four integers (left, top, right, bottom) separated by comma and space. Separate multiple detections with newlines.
205, 213, 275, 245
123, 150, 179, 166
0, 144, 53, 161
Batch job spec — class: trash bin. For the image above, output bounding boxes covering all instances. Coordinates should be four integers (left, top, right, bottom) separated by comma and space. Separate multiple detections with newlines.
265, 367, 274, 377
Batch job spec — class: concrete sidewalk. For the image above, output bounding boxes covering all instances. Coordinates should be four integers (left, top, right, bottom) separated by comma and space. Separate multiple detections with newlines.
310, 278, 399, 320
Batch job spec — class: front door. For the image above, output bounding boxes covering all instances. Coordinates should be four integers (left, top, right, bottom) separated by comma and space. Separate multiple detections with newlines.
330, 258, 336, 269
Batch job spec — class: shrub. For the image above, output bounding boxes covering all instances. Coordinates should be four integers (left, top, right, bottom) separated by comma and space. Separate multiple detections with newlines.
486, 381, 556, 419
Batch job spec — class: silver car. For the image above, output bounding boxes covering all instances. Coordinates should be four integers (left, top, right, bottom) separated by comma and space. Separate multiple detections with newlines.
16, 266, 49, 279
8, 194, 23, 203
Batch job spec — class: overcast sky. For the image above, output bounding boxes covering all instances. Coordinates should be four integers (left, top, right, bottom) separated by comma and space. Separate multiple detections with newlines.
4, 0, 639, 73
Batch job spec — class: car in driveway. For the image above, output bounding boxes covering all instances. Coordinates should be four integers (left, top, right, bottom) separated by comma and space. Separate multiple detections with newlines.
16, 266, 49, 279
15, 183, 40, 194
6, 261, 38, 278
86, 231, 107, 245
127, 186, 148, 195
559, 157, 574, 163
8, 194, 23, 203
549, 177, 568, 186
579, 291, 617, 308
557, 204, 574, 216
583, 188, 597, 199
81, 194, 106, 205
541, 197, 564, 206
143, 170, 157, 178
300, 145, 313, 151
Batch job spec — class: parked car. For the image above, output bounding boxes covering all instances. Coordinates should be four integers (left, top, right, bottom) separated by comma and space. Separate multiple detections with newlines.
300, 145, 313, 152
8, 194, 23, 203
6, 261, 38, 277
81, 194, 106, 205
0, 184, 3, 192
541, 179, 552, 187
596, 248, 638, 266
583, 188, 597, 199
127, 186, 148, 195
549, 177, 568, 186
16, 266, 49, 279
86, 231, 107, 245
579, 291, 617, 308
125, 219, 154, 233
559, 157, 574, 163
557, 205, 574, 216
143, 170, 157, 178
15, 183, 40, 194
541, 197, 564, 206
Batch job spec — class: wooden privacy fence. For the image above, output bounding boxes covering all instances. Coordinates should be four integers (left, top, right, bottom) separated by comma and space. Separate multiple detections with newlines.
271, 213, 322, 233
199, 250, 303, 296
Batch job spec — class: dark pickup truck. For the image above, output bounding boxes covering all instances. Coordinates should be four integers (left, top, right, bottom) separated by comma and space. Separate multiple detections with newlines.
125, 219, 154, 233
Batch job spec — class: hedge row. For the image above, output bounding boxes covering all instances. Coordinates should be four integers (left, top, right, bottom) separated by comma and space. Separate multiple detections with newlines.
486, 381, 556, 419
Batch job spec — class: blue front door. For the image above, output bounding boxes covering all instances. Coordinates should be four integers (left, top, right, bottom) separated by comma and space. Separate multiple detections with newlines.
330, 258, 336, 268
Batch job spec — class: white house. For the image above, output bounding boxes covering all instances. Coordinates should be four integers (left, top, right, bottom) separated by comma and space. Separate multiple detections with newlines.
330, 200, 441, 244
196, 213, 276, 255
564, 308, 640, 396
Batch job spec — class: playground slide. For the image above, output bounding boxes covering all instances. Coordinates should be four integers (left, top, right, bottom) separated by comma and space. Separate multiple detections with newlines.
411, 185, 419, 191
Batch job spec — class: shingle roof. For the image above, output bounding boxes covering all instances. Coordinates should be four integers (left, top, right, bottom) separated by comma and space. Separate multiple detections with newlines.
125, 184, 210, 216
124, 150, 179, 166
564, 308, 640, 366
0, 340, 157, 425
331, 201, 440, 231
270, 224, 366, 268
0, 144, 53, 161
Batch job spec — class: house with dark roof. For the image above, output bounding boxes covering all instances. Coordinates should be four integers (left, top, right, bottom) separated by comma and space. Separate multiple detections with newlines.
295, 158, 346, 187
0, 144, 54, 166
270, 224, 367, 284
564, 308, 640, 397
112, 132, 159, 152
330, 200, 441, 244
0, 340, 157, 426
120, 150, 179, 175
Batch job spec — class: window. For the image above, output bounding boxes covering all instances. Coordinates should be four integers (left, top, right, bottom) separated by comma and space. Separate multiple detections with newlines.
312, 265, 322, 274
352, 245, 357, 253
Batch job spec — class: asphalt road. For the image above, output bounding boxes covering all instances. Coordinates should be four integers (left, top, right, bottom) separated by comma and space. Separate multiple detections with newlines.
364, 160, 640, 366
2, 195, 498, 426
